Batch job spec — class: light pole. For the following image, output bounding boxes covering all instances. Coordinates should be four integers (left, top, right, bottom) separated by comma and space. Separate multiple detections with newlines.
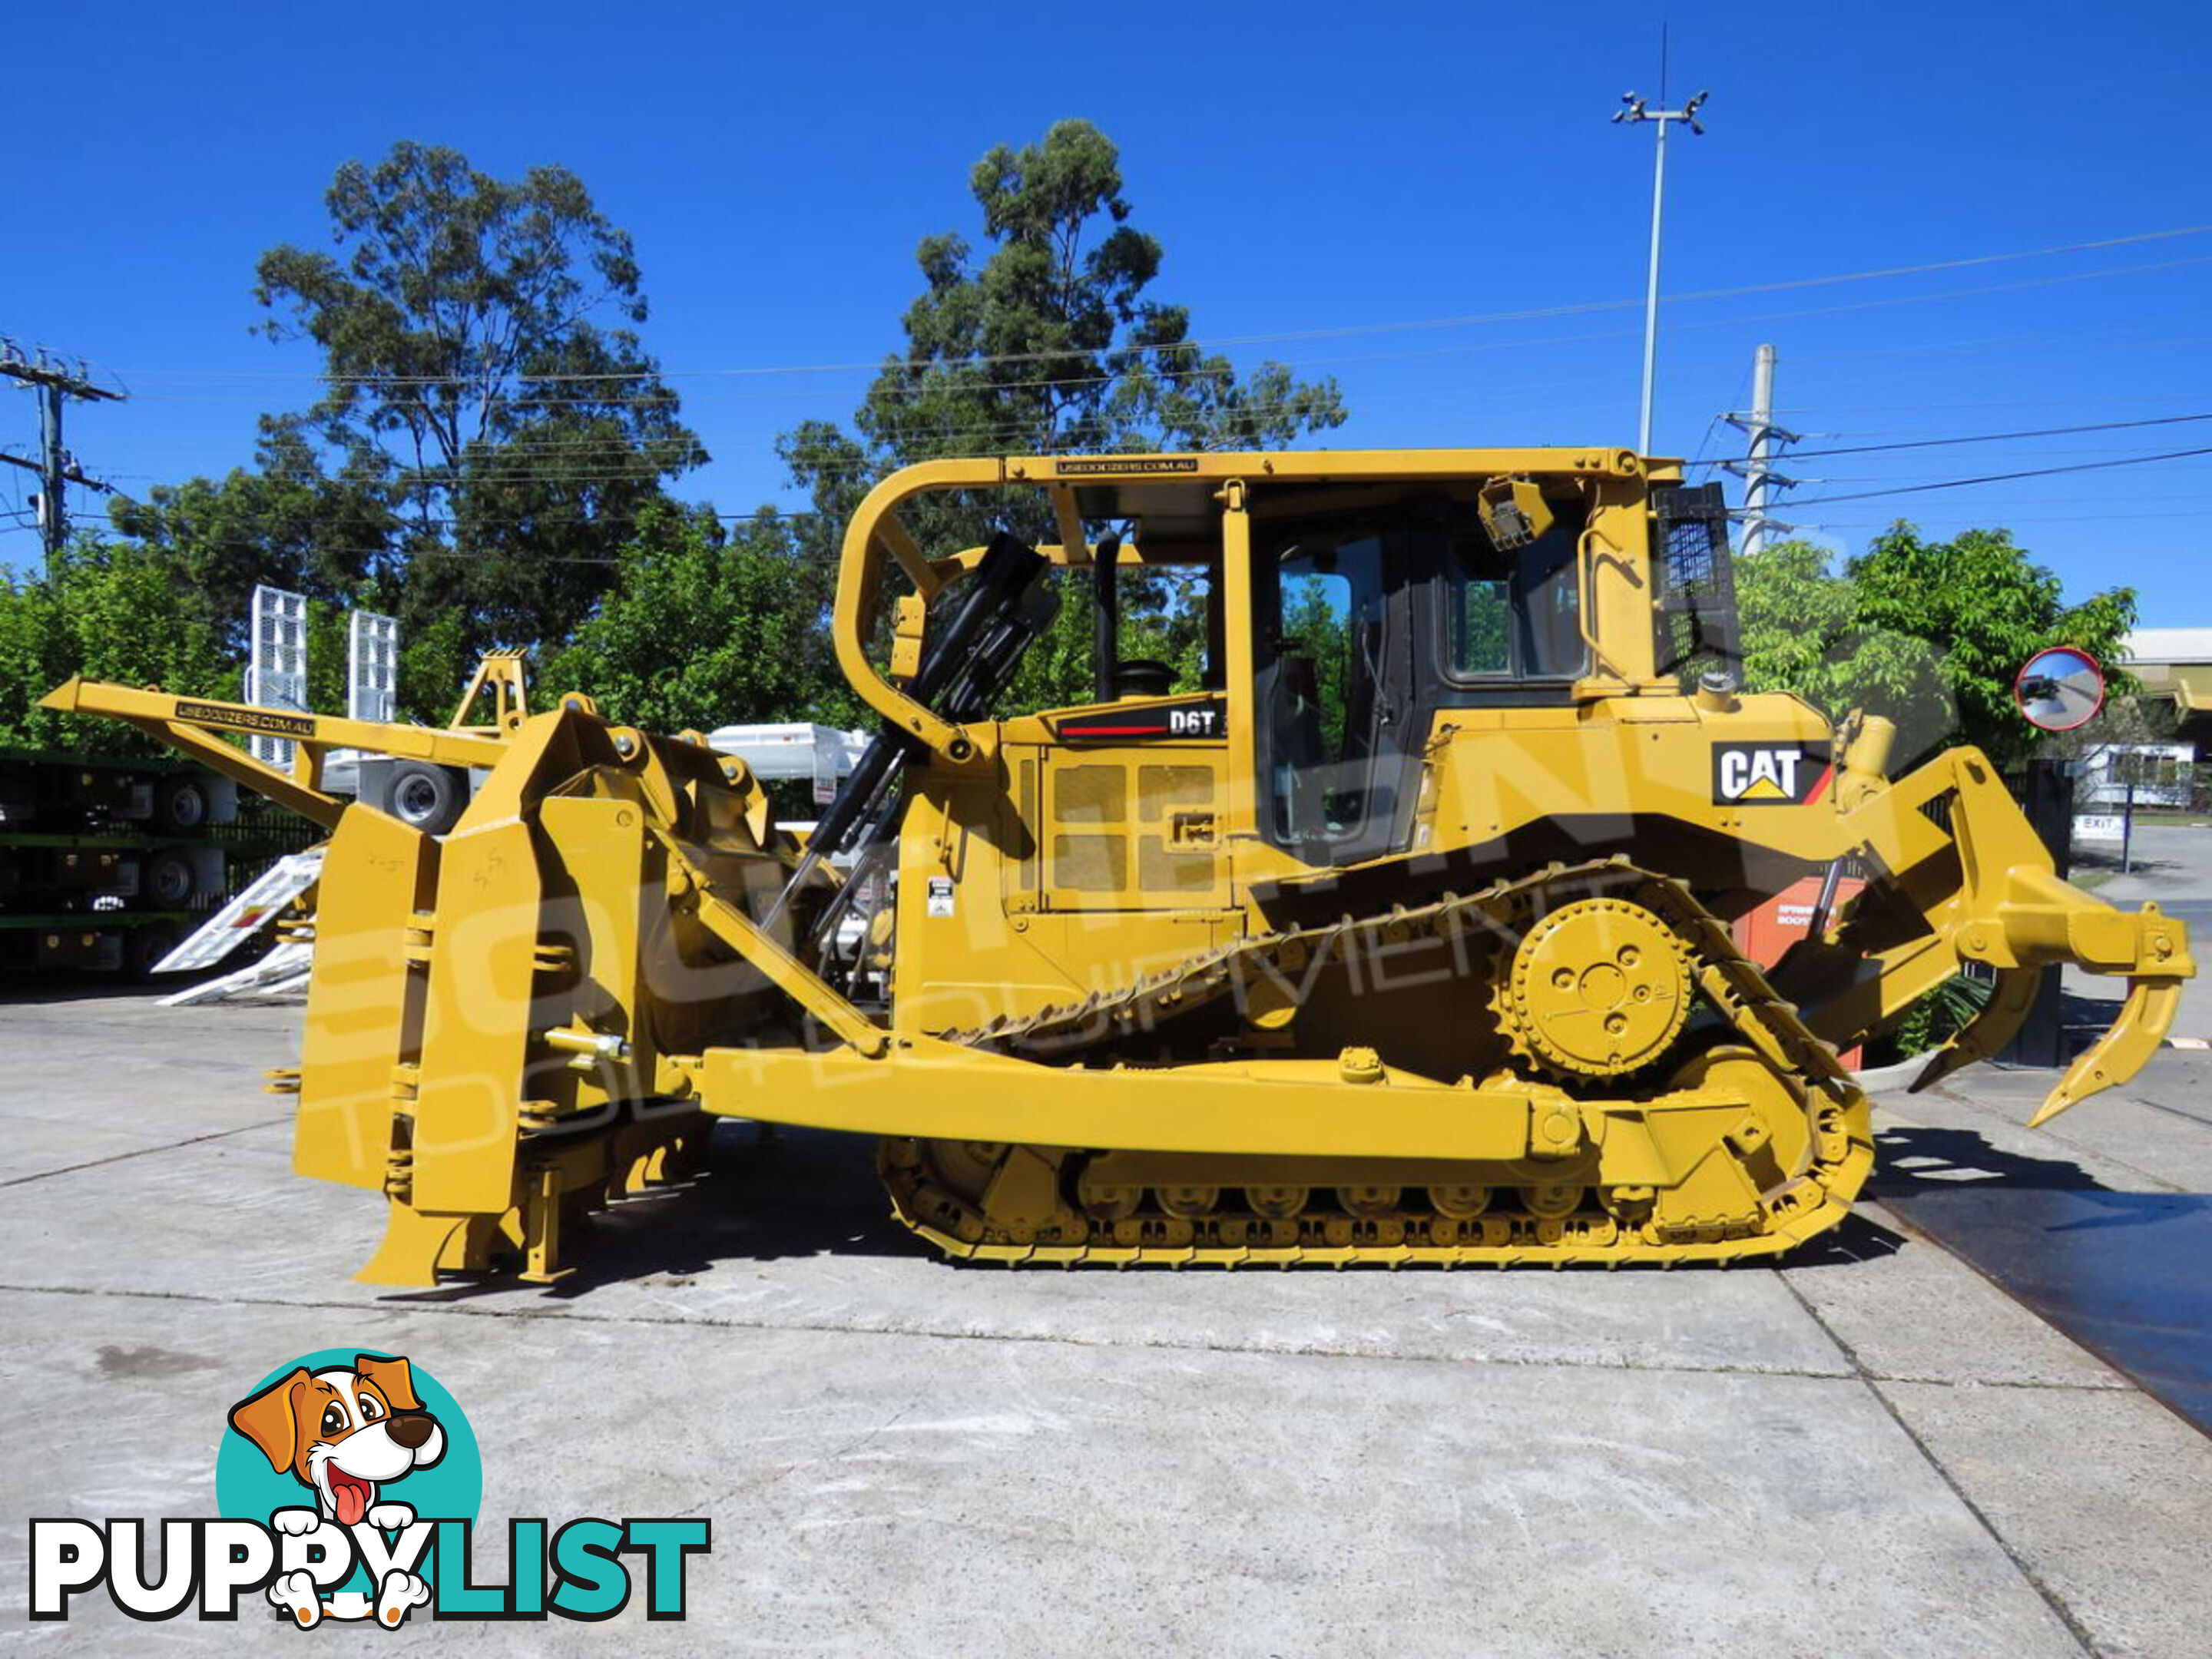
1613, 88, 1707, 456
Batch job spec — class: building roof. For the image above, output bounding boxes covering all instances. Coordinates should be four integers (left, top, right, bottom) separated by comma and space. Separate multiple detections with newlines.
2122, 629, 2212, 664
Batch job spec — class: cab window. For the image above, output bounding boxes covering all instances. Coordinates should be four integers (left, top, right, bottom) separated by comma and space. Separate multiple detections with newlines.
1443, 528, 1585, 680
1257, 524, 1396, 849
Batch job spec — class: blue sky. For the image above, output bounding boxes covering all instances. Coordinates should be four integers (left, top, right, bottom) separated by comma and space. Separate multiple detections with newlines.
5, 1, 2208, 623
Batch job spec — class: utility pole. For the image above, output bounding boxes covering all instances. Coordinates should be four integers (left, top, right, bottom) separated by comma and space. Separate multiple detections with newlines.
1721, 343, 1799, 555
1612, 81, 1707, 455
0, 342, 124, 569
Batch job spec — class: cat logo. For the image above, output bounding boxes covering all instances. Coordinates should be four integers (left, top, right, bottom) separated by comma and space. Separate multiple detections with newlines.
1712, 743, 1833, 806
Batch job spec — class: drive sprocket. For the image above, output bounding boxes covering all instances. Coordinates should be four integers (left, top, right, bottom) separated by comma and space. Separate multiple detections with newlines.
1498, 895, 1694, 1078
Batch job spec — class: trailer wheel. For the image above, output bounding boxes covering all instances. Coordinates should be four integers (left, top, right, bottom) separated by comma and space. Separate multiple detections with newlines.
143, 848, 197, 907
126, 923, 178, 978
151, 773, 210, 834
387, 763, 466, 835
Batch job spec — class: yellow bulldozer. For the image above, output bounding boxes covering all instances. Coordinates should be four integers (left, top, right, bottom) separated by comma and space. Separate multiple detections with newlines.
44, 446, 2193, 1283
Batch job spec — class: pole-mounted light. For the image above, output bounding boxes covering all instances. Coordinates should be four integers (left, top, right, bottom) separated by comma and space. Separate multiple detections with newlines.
1613, 88, 1708, 455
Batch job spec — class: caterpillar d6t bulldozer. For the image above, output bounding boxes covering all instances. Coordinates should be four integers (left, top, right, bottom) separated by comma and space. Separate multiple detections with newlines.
44, 447, 2193, 1283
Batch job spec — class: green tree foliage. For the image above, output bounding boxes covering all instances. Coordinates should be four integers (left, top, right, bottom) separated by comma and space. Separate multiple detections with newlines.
995, 559, 1214, 715
796, 121, 1346, 479
1737, 526, 2137, 770
1736, 538, 1949, 753
1851, 524, 2135, 769
1455, 572, 1512, 675
1281, 576, 1352, 753
0, 578, 64, 745
545, 505, 858, 733
74, 142, 705, 733
0, 540, 235, 751
31, 126, 1337, 756
106, 422, 399, 657
250, 141, 703, 654
780, 120, 1347, 714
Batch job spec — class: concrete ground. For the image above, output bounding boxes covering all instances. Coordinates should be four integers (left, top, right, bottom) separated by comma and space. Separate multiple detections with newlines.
2, 982, 2209, 1657
2070, 821, 2212, 1040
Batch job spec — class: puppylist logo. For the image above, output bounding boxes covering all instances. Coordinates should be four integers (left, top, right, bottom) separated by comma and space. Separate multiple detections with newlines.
29, 1349, 710, 1626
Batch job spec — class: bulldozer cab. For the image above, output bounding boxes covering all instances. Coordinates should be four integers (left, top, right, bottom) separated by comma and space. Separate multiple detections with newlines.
818, 452, 1658, 890
795, 449, 1770, 1036
1247, 491, 1592, 863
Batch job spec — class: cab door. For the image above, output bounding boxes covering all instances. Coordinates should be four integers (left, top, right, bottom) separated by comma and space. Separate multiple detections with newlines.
1250, 518, 1417, 865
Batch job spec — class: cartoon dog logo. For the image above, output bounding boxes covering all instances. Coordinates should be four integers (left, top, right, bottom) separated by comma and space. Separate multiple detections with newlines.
227, 1353, 446, 1627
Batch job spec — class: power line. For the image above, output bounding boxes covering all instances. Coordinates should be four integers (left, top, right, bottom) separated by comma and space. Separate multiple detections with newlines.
69, 443, 2212, 545
81, 250, 2212, 443
1770, 445, 2212, 508
1693, 410, 2212, 466
67, 383, 2212, 515
1772, 451, 2212, 482
1774, 392, 2212, 415
0, 508, 830, 571
1796, 508, 2212, 529
78, 423, 2212, 520
104, 347, 2212, 498
13, 448, 2211, 570
1774, 326, 2212, 371
95, 221, 2212, 389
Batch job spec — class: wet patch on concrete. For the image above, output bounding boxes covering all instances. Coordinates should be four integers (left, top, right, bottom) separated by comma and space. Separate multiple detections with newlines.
94, 1343, 224, 1379
1878, 1125, 2212, 1434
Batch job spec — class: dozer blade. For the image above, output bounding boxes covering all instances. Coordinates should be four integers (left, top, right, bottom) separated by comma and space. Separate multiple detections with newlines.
2028, 972, 2188, 1127
294, 805, 436, 1190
